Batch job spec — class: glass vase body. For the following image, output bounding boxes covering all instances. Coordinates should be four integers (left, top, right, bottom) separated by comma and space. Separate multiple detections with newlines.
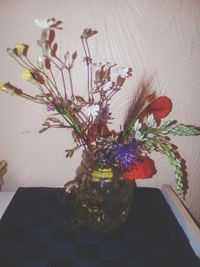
65, 151, 136, 232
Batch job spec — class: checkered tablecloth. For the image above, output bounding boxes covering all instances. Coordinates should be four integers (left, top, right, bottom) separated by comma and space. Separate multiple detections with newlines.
0, 187, 199, 267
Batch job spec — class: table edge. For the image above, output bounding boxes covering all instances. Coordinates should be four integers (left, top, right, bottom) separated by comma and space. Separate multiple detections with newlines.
161, 184, 200, 259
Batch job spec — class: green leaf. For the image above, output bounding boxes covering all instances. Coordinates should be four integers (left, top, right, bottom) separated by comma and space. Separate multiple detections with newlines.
144, 137, 186, 196
167, 124, 200, 136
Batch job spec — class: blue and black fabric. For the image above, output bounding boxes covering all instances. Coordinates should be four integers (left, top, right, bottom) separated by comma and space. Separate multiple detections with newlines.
0, 187, 199, 267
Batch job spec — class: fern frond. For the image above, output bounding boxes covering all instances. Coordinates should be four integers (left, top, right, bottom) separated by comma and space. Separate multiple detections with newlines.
166, 124, 200, 136
143, 137, 187, 196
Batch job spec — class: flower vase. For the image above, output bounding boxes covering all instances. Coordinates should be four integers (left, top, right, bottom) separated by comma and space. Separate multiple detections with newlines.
64, 151, 136, 232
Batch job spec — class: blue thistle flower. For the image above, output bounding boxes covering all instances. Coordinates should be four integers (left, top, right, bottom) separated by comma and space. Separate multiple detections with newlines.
114, 140, 141, 169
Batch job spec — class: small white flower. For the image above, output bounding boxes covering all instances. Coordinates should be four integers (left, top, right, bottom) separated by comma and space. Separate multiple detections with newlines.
37, 56, 44, 69
82, 104, 99, 118
133, 119, 142, 132
118, 67, 129, 78
160, 120, 171, 127
0, 83, 15, 95
146, 114, 156, 128
102, 81, 113, 91
133, 119, 144, 141
64, 51, 72, 68
2, 87, 15, 96
135, 130, 144, 141
111, 66, 129, 79
34, 18, 54, 29
146, 133, 154, 139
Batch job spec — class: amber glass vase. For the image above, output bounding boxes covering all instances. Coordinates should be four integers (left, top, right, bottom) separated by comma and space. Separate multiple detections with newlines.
64, 151, 136, 232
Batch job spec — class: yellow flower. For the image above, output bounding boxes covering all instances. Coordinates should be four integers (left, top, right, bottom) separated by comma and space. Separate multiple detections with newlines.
0, 82, 14, 95
16, 44, 25, 55
22, 69, 34, 81
0, 82, 5, 91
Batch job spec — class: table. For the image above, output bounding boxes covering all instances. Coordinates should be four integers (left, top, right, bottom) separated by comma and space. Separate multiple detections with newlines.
0, 192, 15, 219
0, 187, 199, 267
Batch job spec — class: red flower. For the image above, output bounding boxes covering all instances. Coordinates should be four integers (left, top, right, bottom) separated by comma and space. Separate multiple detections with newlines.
122, 156, 156, 179
148, 96, 172, 119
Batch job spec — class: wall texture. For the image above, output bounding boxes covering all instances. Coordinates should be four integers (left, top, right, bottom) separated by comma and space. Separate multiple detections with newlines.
0, 0, 200, 224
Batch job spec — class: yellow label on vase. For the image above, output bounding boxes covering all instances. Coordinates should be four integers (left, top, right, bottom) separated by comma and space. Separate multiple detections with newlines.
91, 168, 113, 182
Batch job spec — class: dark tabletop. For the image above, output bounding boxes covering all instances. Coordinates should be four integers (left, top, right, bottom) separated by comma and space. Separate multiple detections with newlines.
0, 187, 199, 267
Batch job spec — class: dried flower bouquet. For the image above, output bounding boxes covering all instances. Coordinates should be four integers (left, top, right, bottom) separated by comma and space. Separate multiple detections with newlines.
1, 18, 200, 198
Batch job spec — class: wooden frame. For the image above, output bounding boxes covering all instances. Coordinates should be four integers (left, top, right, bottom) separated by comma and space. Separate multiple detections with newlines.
0, 160, 7, 190
161, 184, 200, 259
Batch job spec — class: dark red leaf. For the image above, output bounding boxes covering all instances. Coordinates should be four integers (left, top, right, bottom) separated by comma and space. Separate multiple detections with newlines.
51, 20, 63, 29
48, 30, 55, 45
5, 82, 22, 95
45, 57, 51, 69
33, 72, 45, 84
88, 123, 98, 143
117, 76, 125, 87
99, 124, 110, 138
39, 127, 49, 133
13, 48, 18, 56
72, 51, 77, 61
99, 67, 105, 82
65, 149, 74, 158
51, 43, 58, 57
81, 28, 98, 39
75, 96, 86, 104
22, 44, 29, 56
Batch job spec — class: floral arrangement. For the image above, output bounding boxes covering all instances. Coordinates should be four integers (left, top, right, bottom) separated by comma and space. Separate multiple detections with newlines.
1, 18, 200, 196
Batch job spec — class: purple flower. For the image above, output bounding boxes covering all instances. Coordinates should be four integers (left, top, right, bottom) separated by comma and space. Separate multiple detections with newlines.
46, 96, 60, 111
47, 103, 55, 111
96, 103, 111, 122
114, 140, 141, 169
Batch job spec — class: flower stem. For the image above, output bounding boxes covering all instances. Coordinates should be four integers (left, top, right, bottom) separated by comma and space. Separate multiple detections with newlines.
81, 37, 90, 99
67, 67, 74, 99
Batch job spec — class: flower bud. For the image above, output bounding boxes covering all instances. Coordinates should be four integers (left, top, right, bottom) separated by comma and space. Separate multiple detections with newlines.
6, 48, 15, 57
15, 44, 26, 55
21, 69, 34, 82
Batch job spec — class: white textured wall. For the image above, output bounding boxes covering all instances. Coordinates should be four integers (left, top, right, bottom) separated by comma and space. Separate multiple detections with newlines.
0, 0, 200, 224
